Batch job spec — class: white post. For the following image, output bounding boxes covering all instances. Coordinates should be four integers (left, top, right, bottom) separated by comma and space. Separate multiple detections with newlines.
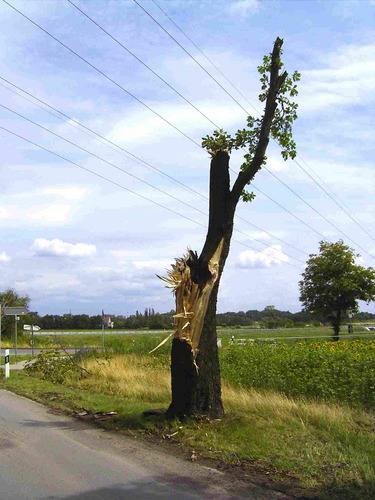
0, 303, 2, 369
4, 348, 9, 378
102, 320, 105, 352
31, 324, 35, 357
14, 315, 18, 359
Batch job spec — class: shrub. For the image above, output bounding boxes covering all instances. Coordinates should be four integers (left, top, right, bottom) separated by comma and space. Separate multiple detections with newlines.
24, 348, 85, 385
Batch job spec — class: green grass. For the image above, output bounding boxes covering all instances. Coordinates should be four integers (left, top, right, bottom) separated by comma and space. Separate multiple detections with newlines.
1, 365, 374, 499
1, 334, 375, 498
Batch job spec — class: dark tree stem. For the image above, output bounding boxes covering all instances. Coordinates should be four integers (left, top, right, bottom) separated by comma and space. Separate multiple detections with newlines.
166, 38, 287, 419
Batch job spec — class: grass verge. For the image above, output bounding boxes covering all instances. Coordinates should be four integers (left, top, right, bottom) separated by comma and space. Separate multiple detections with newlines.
1, 352, 374, 499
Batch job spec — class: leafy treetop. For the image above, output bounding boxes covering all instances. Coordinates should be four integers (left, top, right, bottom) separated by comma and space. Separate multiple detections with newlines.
201, 37, 300, 202
299, 240, 375, 321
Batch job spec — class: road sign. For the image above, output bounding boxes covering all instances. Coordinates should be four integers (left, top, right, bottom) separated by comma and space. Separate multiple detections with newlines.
3, 307, 29, 316
23, 324, 41, 331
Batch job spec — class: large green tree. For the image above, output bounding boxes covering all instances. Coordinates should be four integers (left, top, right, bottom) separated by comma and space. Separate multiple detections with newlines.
299, 241, 375, 341
0, 288, 30, 339
159, 37, 300, 418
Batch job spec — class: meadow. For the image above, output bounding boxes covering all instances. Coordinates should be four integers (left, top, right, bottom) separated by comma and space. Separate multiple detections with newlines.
1, 329, 374, 498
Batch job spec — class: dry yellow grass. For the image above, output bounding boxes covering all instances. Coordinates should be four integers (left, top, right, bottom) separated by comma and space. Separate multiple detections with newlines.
79, 354, 369, 432
80, 354, 171, 403
222, 381, 363, 427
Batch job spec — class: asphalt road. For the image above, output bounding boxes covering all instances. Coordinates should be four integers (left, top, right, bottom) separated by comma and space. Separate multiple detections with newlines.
0, 390, 283, 499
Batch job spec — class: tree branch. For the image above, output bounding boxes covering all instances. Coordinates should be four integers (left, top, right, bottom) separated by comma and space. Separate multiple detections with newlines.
231, 37, 287, 204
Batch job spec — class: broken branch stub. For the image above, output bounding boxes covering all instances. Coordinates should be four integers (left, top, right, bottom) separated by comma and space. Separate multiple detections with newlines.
155, 240, 224, 358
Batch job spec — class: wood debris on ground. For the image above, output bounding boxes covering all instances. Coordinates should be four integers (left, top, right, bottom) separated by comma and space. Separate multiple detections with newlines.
72, 408, 118, 421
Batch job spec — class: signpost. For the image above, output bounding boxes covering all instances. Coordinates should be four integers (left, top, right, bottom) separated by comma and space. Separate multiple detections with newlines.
3, 307, 29, 360
0, 303, 2, 371
23, 324, 41, 357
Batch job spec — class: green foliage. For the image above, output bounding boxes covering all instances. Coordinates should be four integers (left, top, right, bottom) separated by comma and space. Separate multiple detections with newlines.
299, 241, 375, 335
24, 348, 85, 385
201, 38, 299, 200
220, 340, 375, 409
0, 288, 30, 339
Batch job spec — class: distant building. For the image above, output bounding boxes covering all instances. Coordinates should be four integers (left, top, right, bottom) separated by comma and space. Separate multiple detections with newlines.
102, 313, 114, 329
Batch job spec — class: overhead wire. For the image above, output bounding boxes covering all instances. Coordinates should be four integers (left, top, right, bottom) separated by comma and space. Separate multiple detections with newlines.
150, 0, 260, 116
0, 76, 307, 256
260, 167, 373, 258
151, 0, 375, 243
0, 124, 302, 269
0, 76, 206, 199
0, 102, 208, 218
3, 0, 371, 257
135, 0, 375, 253
251, 185, 327, 241
296, 155, 375, 243
0, 102, 305, 264
67, 0, 219, 129
3, 0, 202, 149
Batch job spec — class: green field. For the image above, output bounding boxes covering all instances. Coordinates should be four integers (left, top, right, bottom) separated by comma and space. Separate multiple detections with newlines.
2, 323, 373, 350
1, 331, 374, 498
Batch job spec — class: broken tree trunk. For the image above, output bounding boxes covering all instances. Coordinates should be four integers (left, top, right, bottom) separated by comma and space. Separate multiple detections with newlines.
157, 38, 292, 419
160, 151, 233, 418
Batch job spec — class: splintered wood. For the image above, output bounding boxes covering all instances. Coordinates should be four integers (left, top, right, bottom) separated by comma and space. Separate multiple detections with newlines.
153, 240, 224, 358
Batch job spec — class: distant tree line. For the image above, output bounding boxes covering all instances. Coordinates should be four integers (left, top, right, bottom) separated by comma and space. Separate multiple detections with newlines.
2, 288, 374, 337
15, 305, 375, 333
23, 308, 175, 332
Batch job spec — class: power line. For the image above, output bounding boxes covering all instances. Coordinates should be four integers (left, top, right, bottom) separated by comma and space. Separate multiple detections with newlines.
295, 155, 375, 243
3, 0, 202, 149
151, 0, 260, 117
133, 0, 250, 116
138, 0, 375, 251
0, 125, 205, 226
4, 1, 369, 257
261, 166, 373, 258
0, 102, 304, 264
0, 125, 302, 269
0, 102, 208, 217
67, 0, 219, 129
0, 76, 308, 257
251, 184, 327, 241
0, 76, 206, 199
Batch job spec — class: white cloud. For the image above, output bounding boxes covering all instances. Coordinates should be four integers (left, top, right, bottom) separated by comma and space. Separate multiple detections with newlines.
247, 231, 271, 241
300, 44, 375, 113
0, 207, 9, 218
228, 0, 260, 15
111, 250, 143, 260
133, 260, 172, 271
32, 238, 96, 257
107, 102, 244, 147
41, 186, 88, 201
237, 245, 289, 269
355, 255, 366, 266
0, 251, 10, 262
28, 205, 72, 223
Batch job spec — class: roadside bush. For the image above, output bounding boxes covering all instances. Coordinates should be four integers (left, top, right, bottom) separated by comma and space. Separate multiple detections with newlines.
24, 348, 85, 385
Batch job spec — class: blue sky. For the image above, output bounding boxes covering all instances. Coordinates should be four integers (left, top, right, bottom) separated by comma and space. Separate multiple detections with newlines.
0, 0, 374, 316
